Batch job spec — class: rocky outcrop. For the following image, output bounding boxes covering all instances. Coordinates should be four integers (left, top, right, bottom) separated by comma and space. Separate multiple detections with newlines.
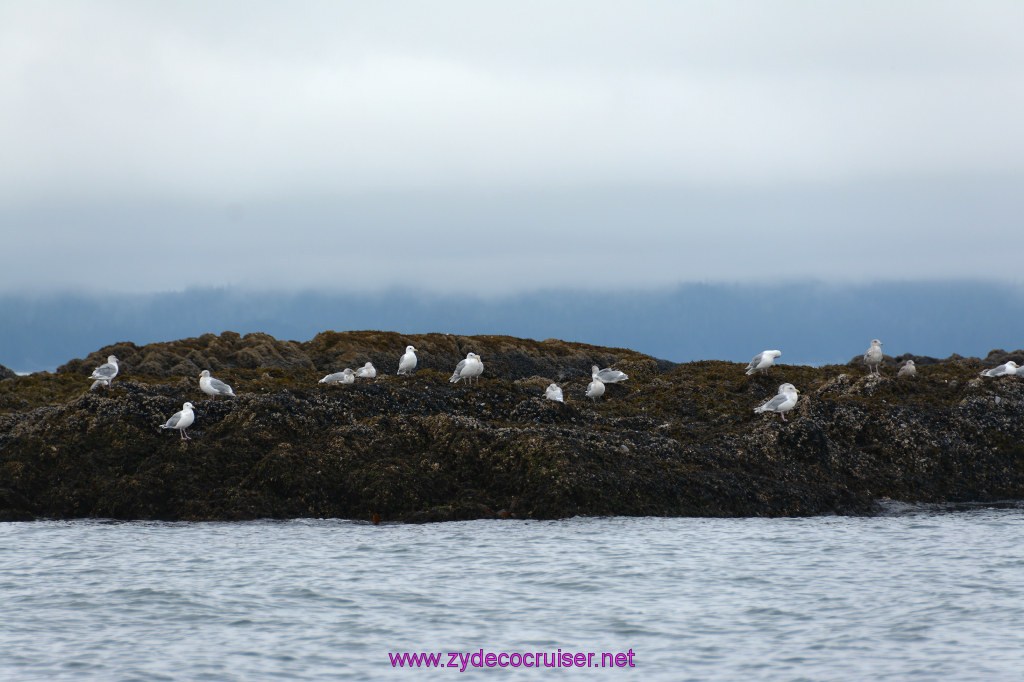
2, 332, 1024, 522
0, 364, 15, 380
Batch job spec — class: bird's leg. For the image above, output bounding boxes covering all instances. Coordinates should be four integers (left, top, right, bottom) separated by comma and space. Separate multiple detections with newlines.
780, 413, 788, 423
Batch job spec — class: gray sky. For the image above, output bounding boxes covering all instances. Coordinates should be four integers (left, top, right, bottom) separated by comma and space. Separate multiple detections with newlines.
2, 1, 1023, 293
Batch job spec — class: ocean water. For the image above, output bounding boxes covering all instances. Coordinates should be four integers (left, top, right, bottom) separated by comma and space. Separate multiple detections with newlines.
2, 508, 1024, 680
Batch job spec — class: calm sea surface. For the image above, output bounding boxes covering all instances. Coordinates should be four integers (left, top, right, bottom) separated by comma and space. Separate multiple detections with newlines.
2, 507, 1024, 681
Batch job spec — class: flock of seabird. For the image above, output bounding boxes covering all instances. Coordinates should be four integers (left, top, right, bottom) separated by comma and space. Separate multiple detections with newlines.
85, 337, 1019, 439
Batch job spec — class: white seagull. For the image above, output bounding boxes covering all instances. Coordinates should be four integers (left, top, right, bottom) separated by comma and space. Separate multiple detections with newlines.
980, 361, 1018, 377
160, 402, 195, 440
586, 377, 606, 402
199, 369, 235, 398
545, 383, 564, 403
89, 355, 119, 388
898, 360, 917, 378
450, 353, 483, 384
320, 368, 355, 384
591, 365, 629, 383
864, 339, 884, 376
398, 346, 418, 375
754, 383, 800, 422
355, 362, 377, 379
745, 350, 782, 375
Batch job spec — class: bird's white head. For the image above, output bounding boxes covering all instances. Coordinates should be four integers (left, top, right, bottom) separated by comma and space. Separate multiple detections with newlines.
200, 369, 211, 377
871, 339, 883, 346
1008, 361, 1019, 369
406, 345, 416, 352
770, 350, 782, 359
107, 355, 118, 363
183, 402, 195, 410
779, 383, 798, 394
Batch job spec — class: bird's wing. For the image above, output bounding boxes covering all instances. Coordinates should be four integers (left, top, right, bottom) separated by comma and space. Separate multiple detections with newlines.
92, 363, 117, 378
164, 412, 182, 428
210, 378, 233, 393
453, 359, 467, 375
760, 394, 789, 411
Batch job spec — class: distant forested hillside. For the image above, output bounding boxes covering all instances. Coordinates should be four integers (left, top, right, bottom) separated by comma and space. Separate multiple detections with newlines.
2, 281, 1022, 372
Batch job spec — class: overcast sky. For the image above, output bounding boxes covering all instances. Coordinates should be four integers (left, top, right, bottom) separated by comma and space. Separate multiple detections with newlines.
2, 1, 1023, 294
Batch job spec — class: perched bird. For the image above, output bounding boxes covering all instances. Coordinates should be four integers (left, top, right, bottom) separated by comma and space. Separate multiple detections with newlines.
591, 365, 629, 383
450, 352, 483, 384
754, 383, 800, 422
89, 355, 119, 388
320, 368, 355, 384
398, 346, 418, 375
586, 377, 606, 402
864, 339, 884, 376
898, 360, 917, 378
544, 383, 564, 403
199, 369, 235, 398
160, 402, 195, 440
980, 361, 1018, 377
745, 350, 782, 375
355, 362, 377, 379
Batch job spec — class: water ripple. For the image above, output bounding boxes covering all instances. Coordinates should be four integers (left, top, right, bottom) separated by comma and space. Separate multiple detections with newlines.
2, 511, 1024, 680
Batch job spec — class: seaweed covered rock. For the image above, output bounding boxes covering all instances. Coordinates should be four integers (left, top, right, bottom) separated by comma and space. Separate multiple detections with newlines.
0, 364, 15, 380
3, 333, 1024, 522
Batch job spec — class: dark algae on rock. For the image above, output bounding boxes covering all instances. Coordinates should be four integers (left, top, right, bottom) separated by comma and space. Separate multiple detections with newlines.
2, 331, 1023, 522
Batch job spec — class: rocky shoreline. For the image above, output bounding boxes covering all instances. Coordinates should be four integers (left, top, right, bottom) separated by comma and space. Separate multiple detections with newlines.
1, 331, 1023, 522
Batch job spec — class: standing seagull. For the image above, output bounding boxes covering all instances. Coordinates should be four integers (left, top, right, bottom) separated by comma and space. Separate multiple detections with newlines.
745, 350, 782, 375
89, 355, 119, 389
980, 361, 1018, 377
450, 353, 483, 384
591, 365, 629, 383
199, 369, 236, 399
586, 377, 606, 402
898, 360, 917, 378
545, 383, 564, 403
754, 383, 800, 422
864, 339, 884, 376
355, 362, 377, 379
160, 402, 195, 440
320, 368, 355, 384
398, 346, 418, 375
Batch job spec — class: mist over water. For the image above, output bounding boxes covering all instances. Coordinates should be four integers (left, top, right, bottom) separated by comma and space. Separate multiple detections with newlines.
3, 281, 1024, 372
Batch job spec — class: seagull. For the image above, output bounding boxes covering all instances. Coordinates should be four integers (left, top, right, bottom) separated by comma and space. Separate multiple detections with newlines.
450, 352, 483, 384
586, 377, 606, 402
398, 346, 418, 375
160, 402, 195, 440
980, 361, 1018, 377
89, 355, 119, 388
745, 350, 782, 375
199, 369, 235, 398
754, 383, 800, 422
591, 365, 629, 383
355, 362, 377, 379
320, 368, 355, 384
864, 339, 884, 376
545, 383, 564, 402
898, 360, 916, 378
